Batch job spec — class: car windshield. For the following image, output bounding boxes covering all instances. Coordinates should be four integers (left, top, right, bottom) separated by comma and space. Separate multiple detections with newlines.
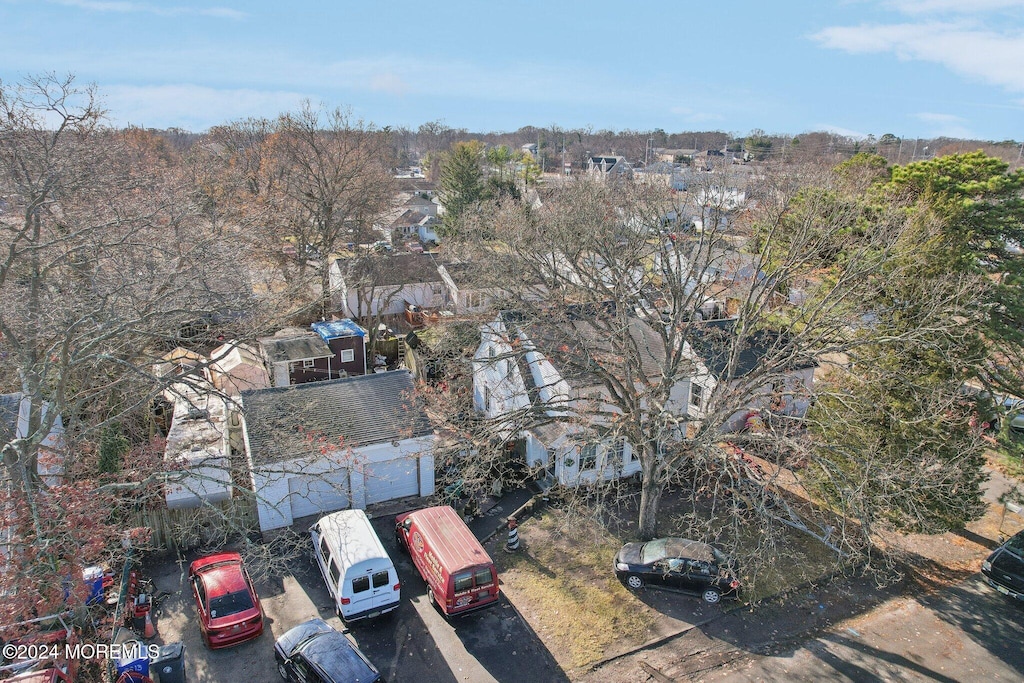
1005, 532, 1024, 556
209, 589, 254, 618
640, 539, 668, 564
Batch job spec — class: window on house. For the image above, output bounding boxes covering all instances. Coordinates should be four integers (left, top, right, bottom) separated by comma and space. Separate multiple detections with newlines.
690, 383, 704, 409
302, 359, 315, 369
488, 346, 496, 358
614, 438, 629, 464
579, 443, 599, 471
340, 349, 355, 363
483, 386, 492, 412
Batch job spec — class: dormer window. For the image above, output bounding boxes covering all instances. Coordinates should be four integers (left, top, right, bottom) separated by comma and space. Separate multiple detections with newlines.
690, 383, 704, 409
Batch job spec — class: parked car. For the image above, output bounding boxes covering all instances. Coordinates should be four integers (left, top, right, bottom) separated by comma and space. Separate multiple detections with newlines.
188, 552, 264, 649
991, 396, 1024, 433
614, 537, 740, 604
981, 529, 1024, 601
274, 618, 383, 683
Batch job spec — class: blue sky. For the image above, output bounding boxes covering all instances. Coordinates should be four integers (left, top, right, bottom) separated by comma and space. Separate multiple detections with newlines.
1, 0, 1022, 140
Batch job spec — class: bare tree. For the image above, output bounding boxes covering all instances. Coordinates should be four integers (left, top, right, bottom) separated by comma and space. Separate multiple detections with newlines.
0, 74, 256, 621
440, 161, 981, 557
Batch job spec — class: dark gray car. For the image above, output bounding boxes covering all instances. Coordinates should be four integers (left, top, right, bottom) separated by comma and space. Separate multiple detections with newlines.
981, 529, 1024, 601
614, 537, 740, 604
274, 618, 383, 683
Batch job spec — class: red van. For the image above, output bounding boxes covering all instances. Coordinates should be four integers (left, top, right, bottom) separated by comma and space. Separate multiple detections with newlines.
395, 505, 500, 617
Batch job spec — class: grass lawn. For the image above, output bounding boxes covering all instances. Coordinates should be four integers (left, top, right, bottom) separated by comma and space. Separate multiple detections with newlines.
493, 499, 845, 673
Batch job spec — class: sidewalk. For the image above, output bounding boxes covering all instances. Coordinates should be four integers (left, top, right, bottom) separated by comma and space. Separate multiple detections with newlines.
467, 486, 537, 543
364, 485, 539, 544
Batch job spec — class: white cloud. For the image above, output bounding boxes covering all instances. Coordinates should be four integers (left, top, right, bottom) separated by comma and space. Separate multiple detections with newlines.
812, 22, 1024, 92
49, 0, 247, 19
100, 84, 307, 129
883, 0, 1024, 14
913, 111, 977, 137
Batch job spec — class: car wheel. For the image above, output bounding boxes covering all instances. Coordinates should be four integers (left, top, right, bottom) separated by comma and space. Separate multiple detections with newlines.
625, 574, 644, 590
428, 589, 437, 607
702, 589, 721, 604
277, 661, 289, 681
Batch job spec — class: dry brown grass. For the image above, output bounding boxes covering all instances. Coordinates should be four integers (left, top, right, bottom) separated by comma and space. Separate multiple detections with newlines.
493, 499, 846, 672
494, 511, 654, 670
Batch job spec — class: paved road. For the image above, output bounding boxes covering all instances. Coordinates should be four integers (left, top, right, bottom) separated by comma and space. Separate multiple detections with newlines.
704, 574, 1023, 683
145, 514, 564, 683
579, 574, 1023, 683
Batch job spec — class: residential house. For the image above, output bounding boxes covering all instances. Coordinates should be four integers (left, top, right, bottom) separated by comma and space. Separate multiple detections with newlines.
330, 252, 447, 319
684, 318, 815, 430
472, 312, 813, 487
310, 319, 369, 377
240, 371, 435, 532
587, 155, 632, 181
389, 209, 430, 240
258, 328, 335, 387
209, 341, 271, 397
472, 312, 677, 487
417, 214, 440, 246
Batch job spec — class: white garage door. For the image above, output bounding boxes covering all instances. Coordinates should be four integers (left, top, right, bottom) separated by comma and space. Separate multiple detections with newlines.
288, 470, 349, 521
365, 458, 419, 505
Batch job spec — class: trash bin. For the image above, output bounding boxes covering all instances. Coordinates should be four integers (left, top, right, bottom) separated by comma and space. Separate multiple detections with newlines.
83, 566, 105, 605
151, 641, 186, 683
116, 645, 149, 680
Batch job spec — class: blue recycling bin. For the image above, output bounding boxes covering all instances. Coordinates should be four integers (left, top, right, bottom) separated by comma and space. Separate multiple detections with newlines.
83, 566, 105, 605
116, 644, 149, 679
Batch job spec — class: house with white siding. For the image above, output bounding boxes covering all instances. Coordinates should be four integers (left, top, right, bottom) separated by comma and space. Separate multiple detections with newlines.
472, 312, 813, 488
240, 370, 435, 533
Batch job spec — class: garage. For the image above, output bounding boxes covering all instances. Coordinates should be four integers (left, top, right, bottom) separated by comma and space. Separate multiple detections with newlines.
365, 457, 420, 505
288, 470, 350, 520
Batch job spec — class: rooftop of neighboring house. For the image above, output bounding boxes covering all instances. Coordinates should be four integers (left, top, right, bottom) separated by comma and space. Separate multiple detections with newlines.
497, 306, 668, 389
686, 318, 814, 380
258, 328, 333, 364
403, 194, 436, 208
241, 370, 434, 465
312, 319, 367, 341
389, 209, 429, 229
163, 378, 228, 463
588, 155, 631, 174
335, 252, 442, 287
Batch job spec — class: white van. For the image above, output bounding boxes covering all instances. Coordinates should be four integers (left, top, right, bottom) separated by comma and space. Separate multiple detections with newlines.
310, 509, 401, 623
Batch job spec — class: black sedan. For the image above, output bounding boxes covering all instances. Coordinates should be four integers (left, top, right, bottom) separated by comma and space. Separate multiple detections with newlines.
981, 529, 1024, 601
274, 618, 383, 683
614, 537, 740, 604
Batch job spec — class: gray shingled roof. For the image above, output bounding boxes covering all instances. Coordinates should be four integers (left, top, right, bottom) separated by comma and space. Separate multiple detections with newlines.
259, 333, 333, 364
687, 319, 814, 379
241, 371, 433, 465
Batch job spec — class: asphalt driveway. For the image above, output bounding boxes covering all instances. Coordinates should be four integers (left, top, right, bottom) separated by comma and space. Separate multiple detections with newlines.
143, 514, 564, 683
